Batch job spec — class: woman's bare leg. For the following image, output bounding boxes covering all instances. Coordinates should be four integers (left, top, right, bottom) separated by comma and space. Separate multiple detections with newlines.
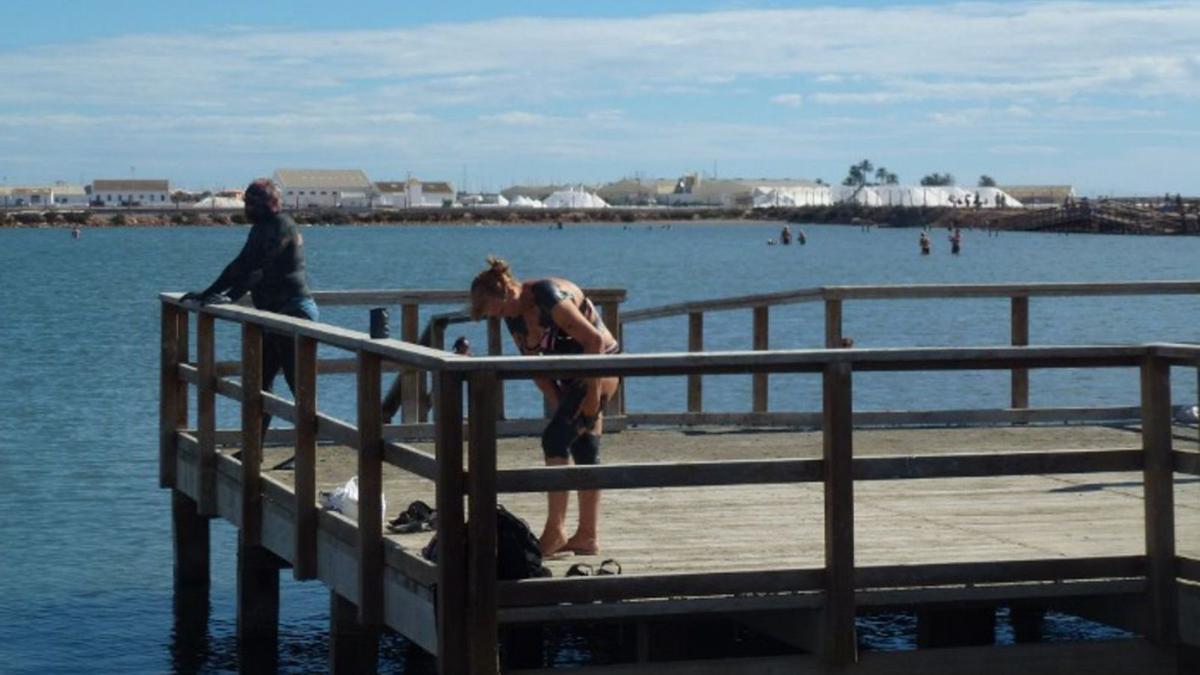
539, 455, 570, 556
565, 380, 614, 555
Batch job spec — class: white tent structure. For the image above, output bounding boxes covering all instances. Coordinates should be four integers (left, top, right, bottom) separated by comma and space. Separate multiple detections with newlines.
509, 195, 546, 208
831, 185, 1022, 208
968, 187, 1022, 208
192, 196, 244, 209
833, 185, 884, 206
751, 186, 833, 208
543, 187, 608, 209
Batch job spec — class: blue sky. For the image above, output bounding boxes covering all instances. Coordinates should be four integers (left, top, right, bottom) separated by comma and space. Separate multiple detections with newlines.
1, 1, 1197, 194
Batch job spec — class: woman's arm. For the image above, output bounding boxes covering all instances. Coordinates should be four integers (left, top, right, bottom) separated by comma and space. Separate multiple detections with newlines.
550, 299, 612, 417
509, 321, 560, 408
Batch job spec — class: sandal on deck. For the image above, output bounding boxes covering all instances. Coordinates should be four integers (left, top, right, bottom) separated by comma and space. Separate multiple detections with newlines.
387, 500, 436, 534
597, 559, 622, 576
565, 563, 594, 577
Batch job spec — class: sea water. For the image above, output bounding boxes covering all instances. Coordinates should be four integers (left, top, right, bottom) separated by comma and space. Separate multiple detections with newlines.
0, 222, 1196, 672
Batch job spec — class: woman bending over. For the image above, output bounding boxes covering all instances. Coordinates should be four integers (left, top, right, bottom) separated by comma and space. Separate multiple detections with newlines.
470, 256, 619, 556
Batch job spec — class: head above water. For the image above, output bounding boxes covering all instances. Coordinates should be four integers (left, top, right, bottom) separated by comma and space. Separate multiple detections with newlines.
452, 336, 471, 355
469, 255, 519, 320
244, 178, 281, 218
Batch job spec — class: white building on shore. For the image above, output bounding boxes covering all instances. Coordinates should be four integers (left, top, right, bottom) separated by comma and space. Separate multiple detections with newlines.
274, 169, 373, 209
671, 174, 827, 208
372, 178, 456, 208
91, 179, 171, 206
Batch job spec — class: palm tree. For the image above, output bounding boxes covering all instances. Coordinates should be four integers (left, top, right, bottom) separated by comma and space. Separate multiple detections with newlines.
857, 160, 873, 184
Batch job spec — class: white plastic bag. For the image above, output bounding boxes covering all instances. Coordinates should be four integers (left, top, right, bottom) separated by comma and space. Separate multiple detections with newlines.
319, 476, 387, 521
1174, 405, 1199, 424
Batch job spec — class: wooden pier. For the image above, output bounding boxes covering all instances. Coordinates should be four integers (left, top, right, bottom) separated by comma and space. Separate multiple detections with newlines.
160, 283, 1200, 673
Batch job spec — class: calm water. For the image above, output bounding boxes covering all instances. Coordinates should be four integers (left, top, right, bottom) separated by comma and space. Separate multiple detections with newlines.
0, 222, 1196, 673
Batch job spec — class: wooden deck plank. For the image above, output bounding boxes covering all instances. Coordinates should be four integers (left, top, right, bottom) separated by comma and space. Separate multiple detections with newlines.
236, 425, 1199, 581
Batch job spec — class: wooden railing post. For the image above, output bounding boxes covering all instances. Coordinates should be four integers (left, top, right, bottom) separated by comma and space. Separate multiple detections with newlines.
237, 320, 278, 670
196, 312, 217, 515
601, 300, 624, 416
822, 360, 857, 666
293, 335, 318, 581
436, 371, 468, 675
160, 302, 188, 488
432, 317, 447, 351
1140, 355, 1178, 645
752, 306, 769, 412
824, 298, 843, 348
402, 303, 422, 424
468, 371, 500, 674
487, 317, 506, 419
687, 312, 704, 413
1011, 296, 1030, 409
240, 322, 264, 546
357, 350, 384, 627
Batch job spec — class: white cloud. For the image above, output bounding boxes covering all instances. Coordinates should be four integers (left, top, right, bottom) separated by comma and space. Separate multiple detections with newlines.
1, 2, 1198, 187
478, 111, 554, 125
988, 144, 1063, 156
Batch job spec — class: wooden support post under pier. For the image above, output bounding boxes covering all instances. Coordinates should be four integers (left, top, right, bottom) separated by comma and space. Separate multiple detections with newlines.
172, 490, 209, 591
236, 539, 281, 674
330, 590, 379, 674
917, 607, 996, 648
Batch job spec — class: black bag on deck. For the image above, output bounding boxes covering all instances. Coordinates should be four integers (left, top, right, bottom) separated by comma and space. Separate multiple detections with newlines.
421, 504, 551, 580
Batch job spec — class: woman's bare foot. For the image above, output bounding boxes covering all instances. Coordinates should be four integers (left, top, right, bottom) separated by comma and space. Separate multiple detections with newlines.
563, 533, 599, 556
539, 529, 569, 557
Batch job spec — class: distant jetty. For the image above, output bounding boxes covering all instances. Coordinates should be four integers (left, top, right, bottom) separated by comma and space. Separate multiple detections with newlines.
2, 202, 1195, 234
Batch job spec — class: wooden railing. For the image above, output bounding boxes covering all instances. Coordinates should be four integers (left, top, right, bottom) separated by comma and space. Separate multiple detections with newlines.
202, 288, 625, 428
620, 280, 1200, 422
160, 292, 1200, 674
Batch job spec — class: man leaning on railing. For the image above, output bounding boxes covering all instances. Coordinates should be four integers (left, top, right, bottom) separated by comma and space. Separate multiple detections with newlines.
180, 178, 319, 446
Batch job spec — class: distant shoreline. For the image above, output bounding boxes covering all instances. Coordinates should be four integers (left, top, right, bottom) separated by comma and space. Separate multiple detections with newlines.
2, 204, 1193, 234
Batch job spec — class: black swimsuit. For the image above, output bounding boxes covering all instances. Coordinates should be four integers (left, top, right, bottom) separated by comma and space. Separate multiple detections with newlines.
505, 280, 617, 464
504, 280, 619, 357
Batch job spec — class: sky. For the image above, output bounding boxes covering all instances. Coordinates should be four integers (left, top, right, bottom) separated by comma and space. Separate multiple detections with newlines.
1, 1, 1197, 195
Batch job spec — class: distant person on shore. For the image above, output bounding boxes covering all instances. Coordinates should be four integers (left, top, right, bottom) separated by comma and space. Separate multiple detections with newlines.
919, 231, 931, 255
181, 178, 318, 443
470, 256, 620, 557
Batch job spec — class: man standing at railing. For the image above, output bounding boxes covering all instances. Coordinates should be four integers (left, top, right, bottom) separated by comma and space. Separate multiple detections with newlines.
180, 178, 318, 441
